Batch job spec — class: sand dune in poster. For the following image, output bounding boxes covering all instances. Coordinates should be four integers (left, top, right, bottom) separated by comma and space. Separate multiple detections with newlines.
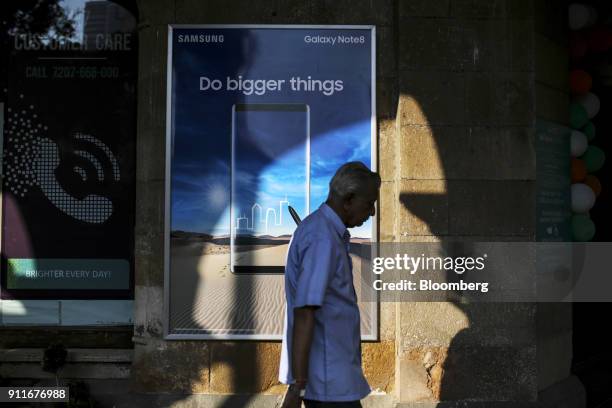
169, 236, 373, 337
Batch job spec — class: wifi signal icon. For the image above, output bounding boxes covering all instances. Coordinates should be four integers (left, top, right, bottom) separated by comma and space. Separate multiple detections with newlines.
33, 133, 120, 224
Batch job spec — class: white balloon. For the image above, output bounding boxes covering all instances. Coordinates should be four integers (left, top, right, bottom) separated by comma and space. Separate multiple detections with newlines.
587, 5, 598, 26
576, 92, 600, 118
569, 3, 591, 30
571, 183, 596, 213
571, 130, 588, 157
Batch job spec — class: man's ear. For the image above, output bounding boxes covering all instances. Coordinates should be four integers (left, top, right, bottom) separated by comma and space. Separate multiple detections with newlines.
343, 193, 355, 209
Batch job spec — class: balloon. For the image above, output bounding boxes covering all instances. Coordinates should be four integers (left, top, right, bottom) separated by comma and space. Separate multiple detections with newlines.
571, 158, 587, 182
570, 33, 588, 59
587, 5, 598, 26
584, 175, 602, 196
570, 102, 589, 128
582, 121, 596, 141
570, 69, 592, 94
571, 183, 596, 213
581, 145, 606, 172
569, 4, 593, 30
587, 27, 612, 52
575, 92, 600, 118
571, 214, 596, 241
571, 130, 588, 157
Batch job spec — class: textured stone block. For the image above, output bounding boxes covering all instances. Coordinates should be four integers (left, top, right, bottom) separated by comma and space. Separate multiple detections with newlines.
399, 0, 450, 17
451, 0, 533, 19
135, 180, 165, 286
134, 231, 164, 287
362, 341, 395, 393
448, 180, 535, 235
537, 330, 572, 391
310, 0, 393, 25
398, 72, 465, 126
133, 286, 164, 338
176, 0, 276, 23
466, 72, 534, 126
377, 78, 399, 120
535, 83, 569, 125
377, 26, 397, 79
440, 344, 537, 401
137, 0, 175, 25
536, 302, 572, 334
399, 302, 536, 349
535, 34, 569, 91
379, 181, 397, 242
450, 126, 535, 180
398, 18, 477, 71
400, 125, 446, 180
131, 341, 210, 393
135, 180, 165, 233
397, 359, 433, 401
380, 301, 396, 341
534, 0, 568, 45
475, 20, 534, 72
404, 126, 536, 180
400, 18, 533, 72
399, 180, 449, 236
398, 302, 470, 348
538, 375, 586, 408
137, 25, 168, 183
379, 119, 396, 182
210, 342, 281, 393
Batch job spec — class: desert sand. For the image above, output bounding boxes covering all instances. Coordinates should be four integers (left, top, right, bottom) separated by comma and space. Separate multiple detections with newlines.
169, 239, 375, 338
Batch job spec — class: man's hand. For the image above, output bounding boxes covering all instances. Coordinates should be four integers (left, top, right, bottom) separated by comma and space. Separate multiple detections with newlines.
280, 386, 302, 408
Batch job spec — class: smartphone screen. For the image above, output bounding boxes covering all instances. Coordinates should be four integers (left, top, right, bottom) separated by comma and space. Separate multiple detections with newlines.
231, 103, 310, 274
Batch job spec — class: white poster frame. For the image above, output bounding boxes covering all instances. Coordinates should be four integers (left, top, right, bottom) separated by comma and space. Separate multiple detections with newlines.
164, 25, 378, 340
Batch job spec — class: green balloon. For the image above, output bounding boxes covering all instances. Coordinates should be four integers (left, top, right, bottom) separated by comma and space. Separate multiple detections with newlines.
570, 102, 589, 129
581, 145, 606, 172
582, 121, 596, 141
572, 214, 596, 242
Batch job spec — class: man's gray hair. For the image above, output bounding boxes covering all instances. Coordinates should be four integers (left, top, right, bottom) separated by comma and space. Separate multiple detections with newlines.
329, 161, 381, 199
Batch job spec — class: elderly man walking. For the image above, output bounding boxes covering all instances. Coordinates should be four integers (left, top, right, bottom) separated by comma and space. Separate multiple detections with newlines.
279, 161, 381, 408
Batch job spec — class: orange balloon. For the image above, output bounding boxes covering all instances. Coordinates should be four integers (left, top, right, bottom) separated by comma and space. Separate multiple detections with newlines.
570, 69, 593, 95
571, 158, 587, 182
584, 174, 602, 196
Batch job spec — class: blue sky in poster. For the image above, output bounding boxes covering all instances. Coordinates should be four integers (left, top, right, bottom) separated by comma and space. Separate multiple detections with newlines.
233, 108, 309, 237
170, 27, 373, 238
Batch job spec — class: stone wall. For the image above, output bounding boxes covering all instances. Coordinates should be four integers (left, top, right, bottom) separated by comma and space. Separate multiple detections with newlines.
390, 0, 538, 403
131, 0, 579, 406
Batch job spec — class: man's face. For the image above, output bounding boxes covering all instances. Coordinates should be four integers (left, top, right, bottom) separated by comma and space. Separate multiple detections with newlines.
343, 181, 379, 228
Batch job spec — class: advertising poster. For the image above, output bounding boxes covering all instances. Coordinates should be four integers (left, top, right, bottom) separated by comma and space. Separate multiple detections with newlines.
166, 25, 376, 339
0, 2, 137, 299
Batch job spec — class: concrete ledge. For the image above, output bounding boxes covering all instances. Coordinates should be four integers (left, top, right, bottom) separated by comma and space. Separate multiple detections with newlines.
397, 403, 537, 408
0, 348, 133, 363
396, 375, 586, 408
0, 348, 133, 379
93, 392, 395, 408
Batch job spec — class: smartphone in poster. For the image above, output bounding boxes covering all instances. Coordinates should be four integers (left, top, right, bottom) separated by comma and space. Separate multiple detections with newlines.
231, 103, 310, 274
166, 25, 375, 339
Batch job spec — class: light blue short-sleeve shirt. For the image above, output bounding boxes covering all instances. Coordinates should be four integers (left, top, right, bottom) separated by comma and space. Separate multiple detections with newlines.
279, 203, 371, 402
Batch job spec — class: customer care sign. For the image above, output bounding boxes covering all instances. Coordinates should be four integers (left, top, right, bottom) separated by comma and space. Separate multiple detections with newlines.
165, 25, 376, 339
1, 13, 137, 299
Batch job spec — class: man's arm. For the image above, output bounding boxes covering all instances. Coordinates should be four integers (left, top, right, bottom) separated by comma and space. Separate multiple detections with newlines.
291, 305, 317, 386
